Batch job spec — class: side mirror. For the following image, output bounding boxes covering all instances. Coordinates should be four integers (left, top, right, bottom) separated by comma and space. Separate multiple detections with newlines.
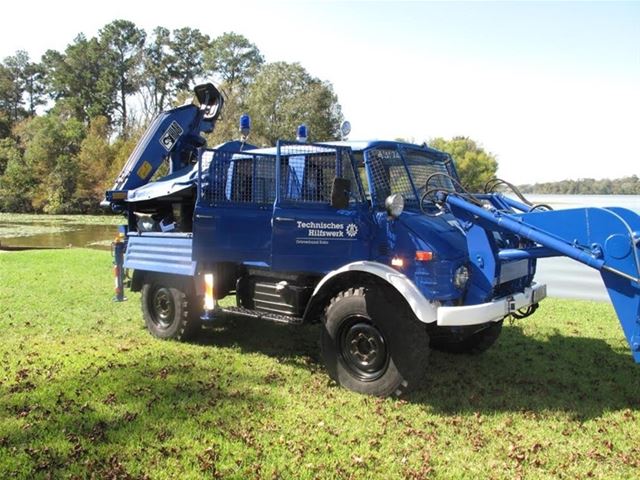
330, 177, 351, 209
194, 83, 224, 121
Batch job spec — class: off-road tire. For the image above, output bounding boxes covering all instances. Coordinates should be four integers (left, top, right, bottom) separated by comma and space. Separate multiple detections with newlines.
141, 276, 201, 341
320, 286, 429, 397
430, 321, 503, 355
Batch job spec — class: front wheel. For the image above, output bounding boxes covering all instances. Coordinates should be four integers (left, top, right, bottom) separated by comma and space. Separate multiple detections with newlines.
320, 286, 429, 397
141, 276, 201, 341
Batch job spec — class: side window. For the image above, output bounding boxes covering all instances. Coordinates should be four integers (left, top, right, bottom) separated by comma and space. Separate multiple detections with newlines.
208, 153, 276, 205
228, 159, 252, 202
280, 150, 364, 204
302, 157, 335, 202
340, 150, 364, 204
253, 156, 277, 203
353, 152, 371, 201
280, 153, 336, 203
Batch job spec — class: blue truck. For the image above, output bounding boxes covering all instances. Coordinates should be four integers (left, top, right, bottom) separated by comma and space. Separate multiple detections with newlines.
104, 83, 640, 397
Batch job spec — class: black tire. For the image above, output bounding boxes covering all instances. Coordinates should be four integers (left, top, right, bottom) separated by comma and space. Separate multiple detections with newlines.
320, 286, 429, 397
429, 321, 503, 355
141, 276, 201, 341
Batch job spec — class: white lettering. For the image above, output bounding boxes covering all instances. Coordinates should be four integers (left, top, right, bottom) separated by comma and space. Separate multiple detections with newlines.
308, 229, 344, 238
296, 221, 344, 230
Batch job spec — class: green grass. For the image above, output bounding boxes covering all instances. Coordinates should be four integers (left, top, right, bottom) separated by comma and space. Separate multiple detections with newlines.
1, 250, 639, 479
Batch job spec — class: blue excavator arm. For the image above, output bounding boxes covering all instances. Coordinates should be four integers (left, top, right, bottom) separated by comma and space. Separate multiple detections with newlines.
102, 83, 223, 211
443, 192, 640, 363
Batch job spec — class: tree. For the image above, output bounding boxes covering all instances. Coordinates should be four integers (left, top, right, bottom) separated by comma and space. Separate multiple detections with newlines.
75, 116, 115, 212
170, 27, 210, 92
141, 26, 174, 118
42, 35, 117, 123
0, 63, 23, 127
429, 136, 498, 192
205, 32, 264, 86
0, 151, 35, 212
99, 20, 146, 136
0, 112, 10, 139
0, 137, 21, 176
0, 51, 44, 127
246, 62, 343, 145
14, 114, 85, 212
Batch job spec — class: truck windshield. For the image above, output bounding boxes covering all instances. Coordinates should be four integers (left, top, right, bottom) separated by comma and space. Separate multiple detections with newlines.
365, 147, 455, 206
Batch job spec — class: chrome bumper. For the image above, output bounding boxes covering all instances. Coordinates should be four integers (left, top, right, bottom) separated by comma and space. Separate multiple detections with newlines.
437, 283, 547, 327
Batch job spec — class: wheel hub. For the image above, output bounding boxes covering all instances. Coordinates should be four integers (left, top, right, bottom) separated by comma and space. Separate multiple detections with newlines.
340, 319, 388, 381
350, 332, 378, 363
151, 288, 174, 328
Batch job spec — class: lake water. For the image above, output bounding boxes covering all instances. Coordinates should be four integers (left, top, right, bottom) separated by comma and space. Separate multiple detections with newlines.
518, 194, 640, 212
0, 217, 118, 251
2, 194, 639, 301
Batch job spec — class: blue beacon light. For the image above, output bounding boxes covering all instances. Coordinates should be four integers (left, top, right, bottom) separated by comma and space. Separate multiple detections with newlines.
296, 124, 308, 142
239, 114, 251, 138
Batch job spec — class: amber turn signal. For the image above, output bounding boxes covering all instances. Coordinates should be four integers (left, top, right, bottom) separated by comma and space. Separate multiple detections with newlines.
415, 251, 433, 261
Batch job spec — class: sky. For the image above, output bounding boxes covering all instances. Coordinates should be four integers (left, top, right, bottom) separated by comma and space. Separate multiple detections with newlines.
1, 1, 638, 184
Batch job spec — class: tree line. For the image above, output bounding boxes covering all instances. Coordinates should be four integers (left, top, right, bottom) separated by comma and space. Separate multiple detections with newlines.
519, 176, 640, 195
0, 20, 344, 213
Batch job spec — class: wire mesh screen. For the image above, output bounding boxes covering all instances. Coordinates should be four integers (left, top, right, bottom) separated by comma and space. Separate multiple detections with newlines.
278, 143, 363, 204
366, 148, 457, 205
339, 149, 363, 203
200, 144, 364, 206
203, 150, 276, 205
403, 149, 456, 197
367, 148, 416, 204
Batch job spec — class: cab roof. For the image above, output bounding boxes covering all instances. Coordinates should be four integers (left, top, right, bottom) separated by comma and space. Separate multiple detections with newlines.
240, 140, 447, 157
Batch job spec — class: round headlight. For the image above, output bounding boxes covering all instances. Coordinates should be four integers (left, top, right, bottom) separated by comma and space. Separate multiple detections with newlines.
453, 265, 470, 290
385, 194, 404, 218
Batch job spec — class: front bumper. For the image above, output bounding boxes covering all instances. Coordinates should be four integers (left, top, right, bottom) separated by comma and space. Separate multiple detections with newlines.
437, 283, 547, 327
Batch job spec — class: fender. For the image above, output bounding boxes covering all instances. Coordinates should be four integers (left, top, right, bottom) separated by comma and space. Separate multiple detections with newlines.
307, 261, 438, 323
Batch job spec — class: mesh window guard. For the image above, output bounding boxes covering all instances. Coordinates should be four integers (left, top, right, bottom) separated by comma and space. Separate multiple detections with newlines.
279, 143, 363, 204
200, 143, 363, 206
203, 150, 276, 205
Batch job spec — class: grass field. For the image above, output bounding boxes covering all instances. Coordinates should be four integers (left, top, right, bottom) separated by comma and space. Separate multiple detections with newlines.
1, 249, 639, 479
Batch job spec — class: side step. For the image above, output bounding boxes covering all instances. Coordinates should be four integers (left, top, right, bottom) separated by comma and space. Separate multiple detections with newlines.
219, 306, 303, 325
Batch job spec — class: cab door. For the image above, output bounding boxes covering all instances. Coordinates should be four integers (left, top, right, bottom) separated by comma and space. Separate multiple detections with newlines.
271, 145, 372, 274
194, 150, 274, 266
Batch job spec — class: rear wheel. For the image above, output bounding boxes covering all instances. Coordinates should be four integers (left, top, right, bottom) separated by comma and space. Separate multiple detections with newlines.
429, 321, 503, 354
321, 286, 429, 397
141, 275, 201, 341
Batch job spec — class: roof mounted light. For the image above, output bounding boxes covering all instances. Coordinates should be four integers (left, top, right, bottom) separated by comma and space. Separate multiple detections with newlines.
297, 124, 308, 142
239, 114, 251, 139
